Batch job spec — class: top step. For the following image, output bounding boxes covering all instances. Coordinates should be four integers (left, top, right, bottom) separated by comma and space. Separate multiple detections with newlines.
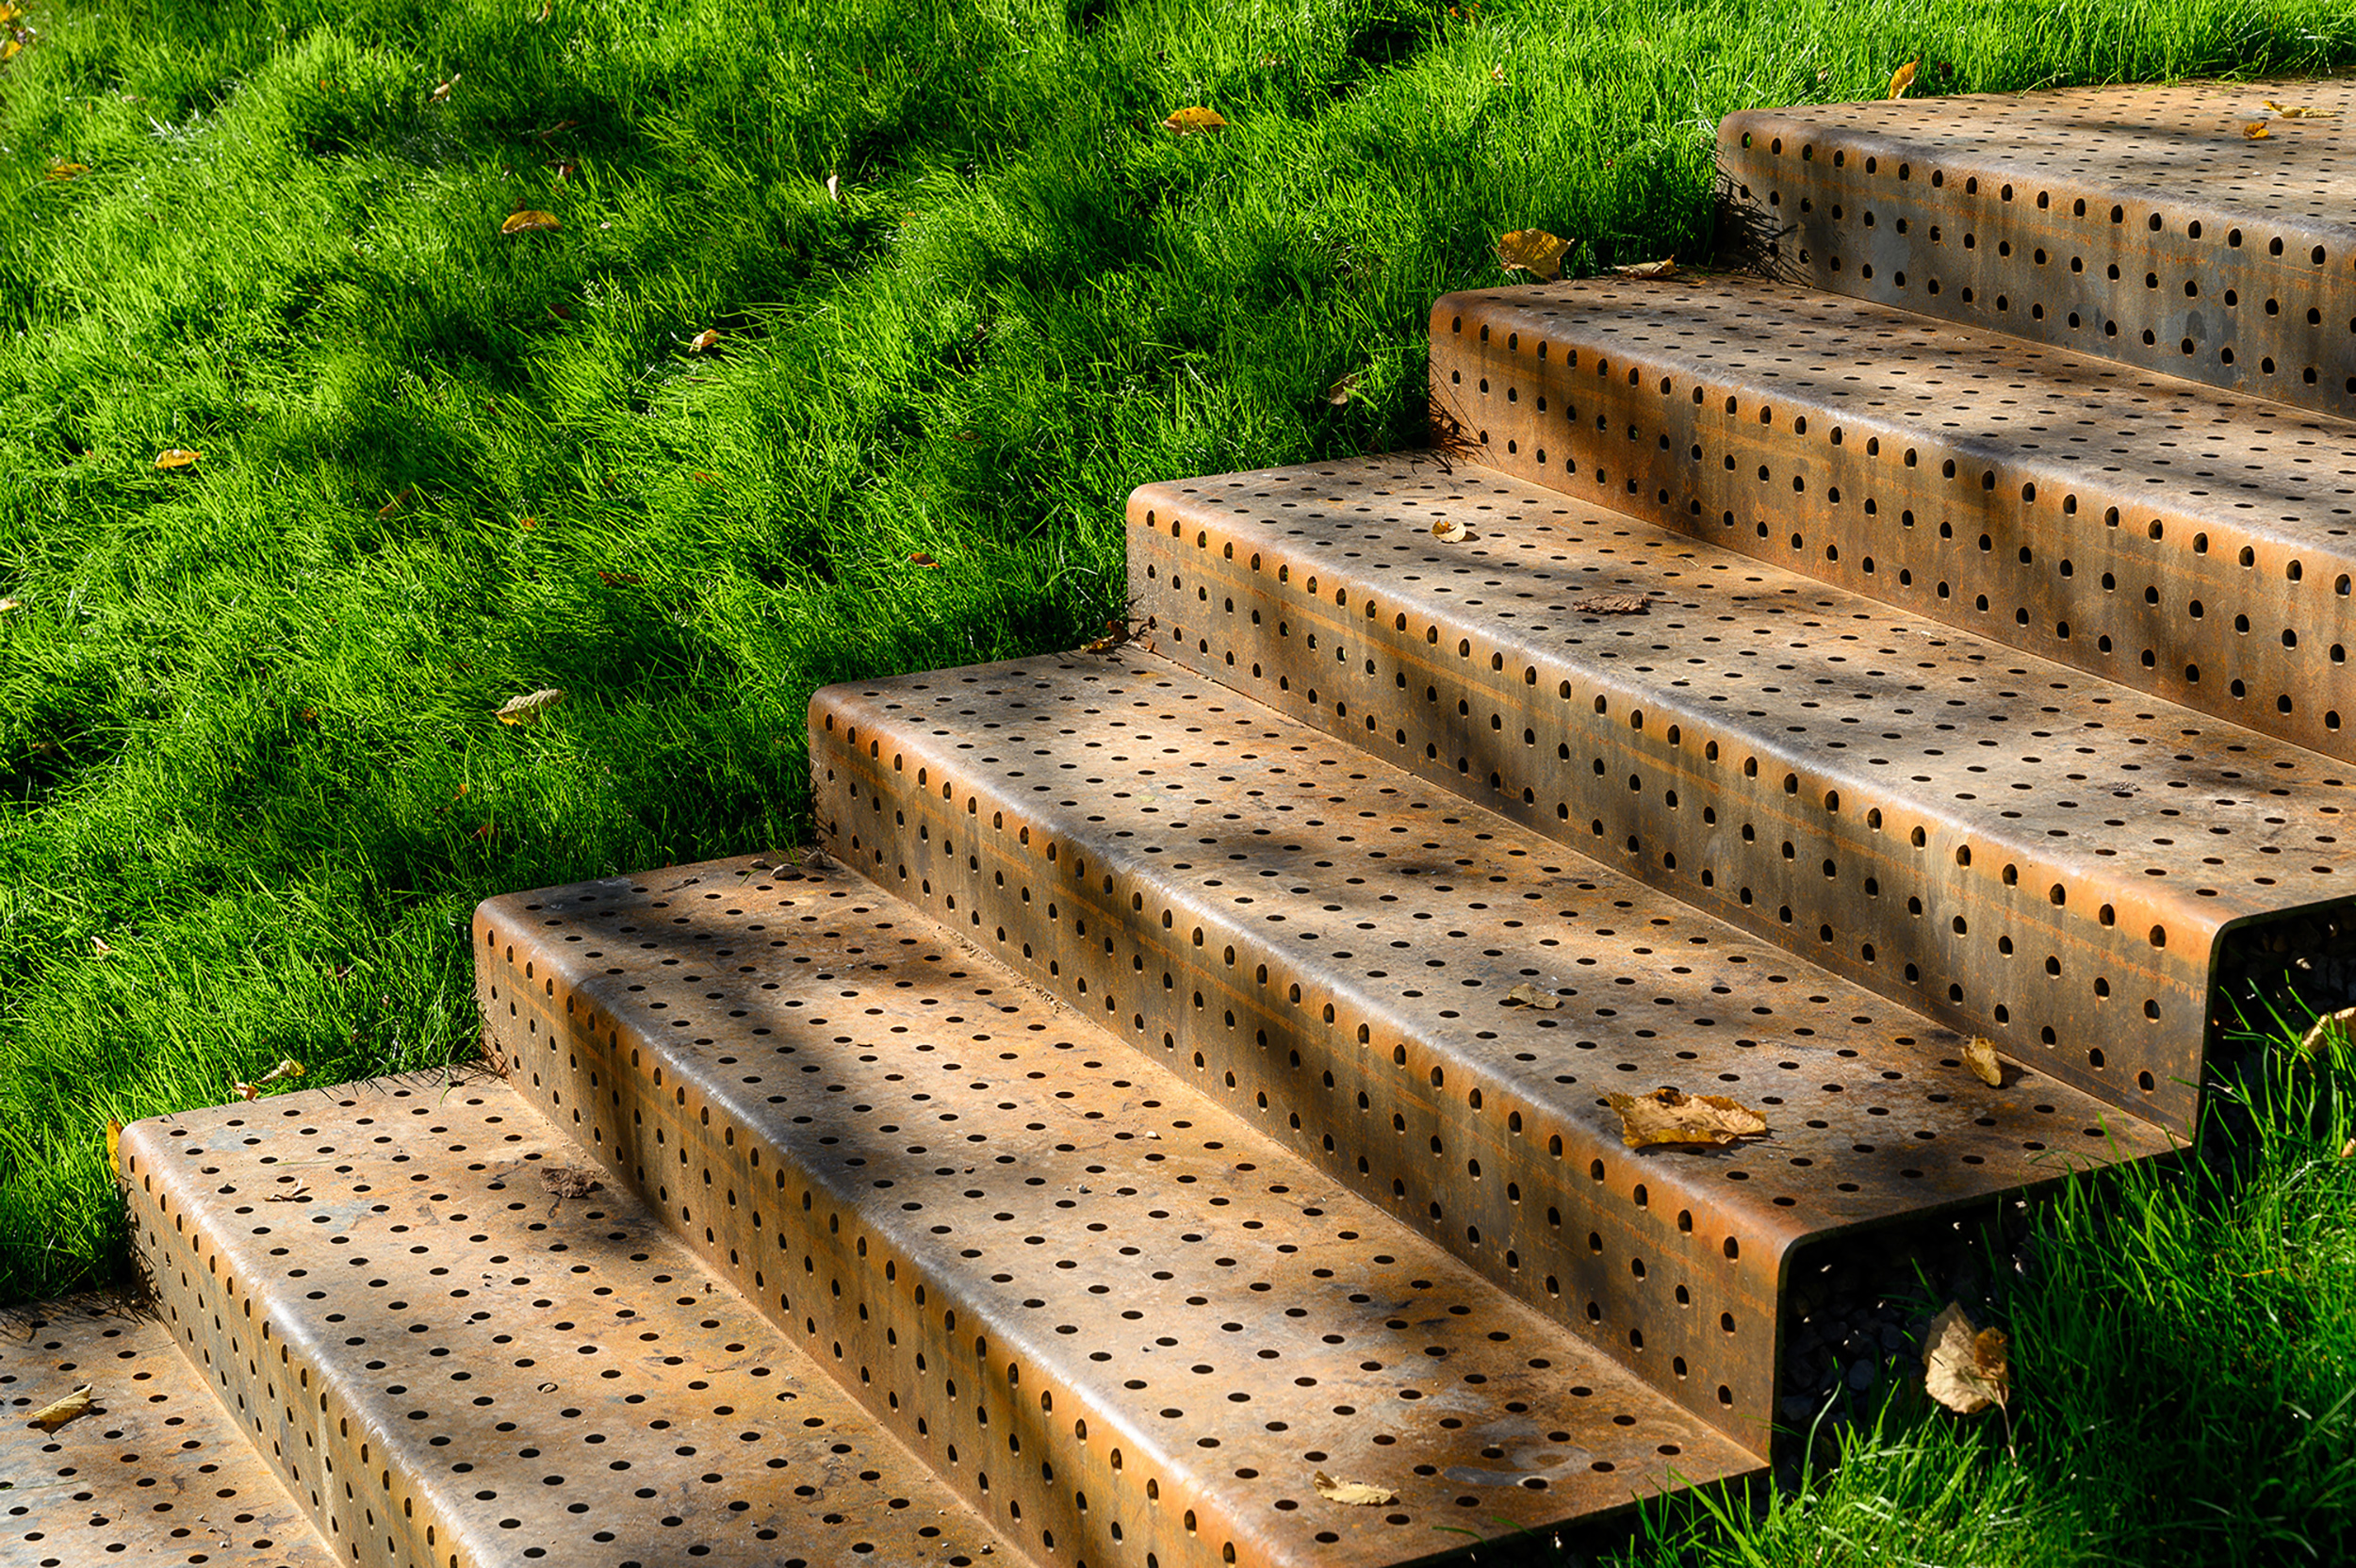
1719, 76, 2356, 420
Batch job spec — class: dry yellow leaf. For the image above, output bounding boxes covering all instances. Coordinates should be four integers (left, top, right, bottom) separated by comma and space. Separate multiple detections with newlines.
2299, 1004, 2356, 1057
1432, 518, 1468, 544
1496, 228, 1571, 280
1962, 1036, 2004, 1087
45, 161, 87, 181
825, 172, 842, 202
1607, 1086, 1768, 1150
428, 73, 459, 104
2244, 121, 2271, 139
1923, 1302, 2010, 1413
106, 1118, 122, 1163
2, 40, 22, 63
25, 1384, 94, 1433
1162, 106, 1227, 136
0, 6, 22, 24
2265, 101, 2334, 119
1612, 258, 1680, 281
1888, 59, 1919, 99
1324, 371, 1360, 406
1503, 982, 1562, 1009
501, 209, 561, 234
496, 687, 566, 726
2341, 1136, 2356, 1160
908, 552, 939, 566
1311, 1471, 1398, 1507
154, 449, 200, 470
0, 598, 19, 613
687, 328, 721, 353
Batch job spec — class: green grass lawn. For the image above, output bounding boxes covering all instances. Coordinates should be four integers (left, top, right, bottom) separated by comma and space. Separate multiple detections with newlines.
5, 0, 2356, 1560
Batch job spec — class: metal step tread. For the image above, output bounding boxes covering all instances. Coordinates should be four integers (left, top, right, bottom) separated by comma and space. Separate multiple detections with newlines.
1716, 75, 2356, 419
475, 857, 1758, 1566
1428, 270, 2356, 761
810, 650, 2174, 1446
3, 1294, 335, 1568
116, 1075, 1010, 1568
1125, 453, 2356, 1128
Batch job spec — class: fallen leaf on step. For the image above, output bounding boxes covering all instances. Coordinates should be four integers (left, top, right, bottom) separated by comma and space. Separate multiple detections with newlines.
2299, 1004, 2356, 1057
1432, 518, 1468, 543
1162, 106, 1227, 136
1312, 1471, 1398, 1506
266, 1186, 313, 1202
1611, 258, 1679, 280
1887, 59, 1918, 99
1324, 372, 1359, 406
1496, 228, 1571, 280
1607, 1086, 1768, 1149
1961, 1037, 2004, 1087
687, 328, 720, 352
495, 688, 565, 726
2243, 120, 2271, 139
500, 209, 561, 234
540, 1167, 598, 1200
1922, 1302, 2010, 1413
25, 1384, 95, 1433
45, 160, 86, 181
154, 449, 200, 470
2264, 101, 2333, 119
798, 847, 839, 875
1503, 983, 1562, 1009
1570, 592, 1650, 614
428, 72, 459, 104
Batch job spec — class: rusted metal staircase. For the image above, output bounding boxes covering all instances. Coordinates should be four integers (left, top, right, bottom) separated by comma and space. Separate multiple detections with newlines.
14, 75, 2356, 1568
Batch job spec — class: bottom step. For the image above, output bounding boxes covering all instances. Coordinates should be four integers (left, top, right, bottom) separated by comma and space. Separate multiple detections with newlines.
115, 1072, 1012, 1568
3, 1294, 333, 1568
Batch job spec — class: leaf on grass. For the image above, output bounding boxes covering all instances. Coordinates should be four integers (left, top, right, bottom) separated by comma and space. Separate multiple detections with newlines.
105, 1119, 122, 1163
1503, 982, 1562, 1010
2, 40, 22, 64
1961, 1036, 2004, 1087
1571, 592, 1650, 614
540, 1167, 598, 1200
154, 449, 200, 470
2244, 121, 2271, 139
1324, 371, 1360, 406
90, 935, 113, 956
1887, 59, 1919, 99
595, 569, 641, 585
687, 328, 720, 353
25, 1385, 94, 1433
1312, 1471, 1398, 1506
45, 160, 86, 181
2341, 1136, 2356, 1160
534, 0, 553, 20
1611, 258, 1679, 280
2299, 1004, 2356, 1057
428, 73, 459, 104
1162, 106, 1227, 136
1496, 228, 1571, 280
1607, 1086, 1768, 1150
907, 552, 939, 566
495, 688, 565, 726
0, 598, 19, 613
2264, 101, 2333, 119
500, 209, 561, 234
234, 1059, 305, 1102
825, 172, 841, 202
1922, 1302, 2010, 1413
1432, 518, 1468, 544
376, 486, 413, 519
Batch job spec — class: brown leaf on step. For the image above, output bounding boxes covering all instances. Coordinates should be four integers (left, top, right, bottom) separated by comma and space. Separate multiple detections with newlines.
687, 328, 721, 353
2299, 1004, 2356, 1057
154, 449, 200, 470
1162, 106, 1228, 136
2243, 120, 2271, 139
428, 72, 459, 104
376, 486, 413, 519
908, 552, 939, 566
495, 688, 565, 726
1324, 371, 1359, 406
500, 209, 561, 234
1432, 518, 1468, 544
25, 1384, 95, 1433
1311, 1471, 1398, 1506
1887, 59, 1918, 99
2264, 101, 2333, 119
540, 1167, 598, 1200
798, 846, 840, 875
45, 160, 87, 181
1962, 1036, 2004, 1087
1611, 257, 1679, 280
1607, 1086, 1768, 1150
1570, 592, 1650, 614
265, 1186, 313, 1202
1503, 982, 1562, 1010
1496, 228, 1571, 280
1923, 1302, 2010, 1413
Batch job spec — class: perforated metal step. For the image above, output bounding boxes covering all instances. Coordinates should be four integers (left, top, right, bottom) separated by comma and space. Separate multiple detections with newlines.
473, 858, 1758, 1564
808, 653, 2172, 1452
1428, 271, 2356, 761
115, 1074, 1010, 1568
1717, 76, 2356, 420
1123, 455, 2356, 1134
2, 1295, 334, 1568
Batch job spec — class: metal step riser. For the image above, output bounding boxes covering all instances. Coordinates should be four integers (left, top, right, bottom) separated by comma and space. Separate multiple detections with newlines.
1716, 112, 2356, 423
1427, 290, 2356, 764
1127, 505, 2217, 1131
812, 694, 1813, 1451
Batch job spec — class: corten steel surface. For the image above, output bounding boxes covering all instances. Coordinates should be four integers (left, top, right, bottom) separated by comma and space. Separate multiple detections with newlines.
117, 1075, 1007, 1568
808, 658, 2172, 1451
1717, 78, 2356, 420
474, 859, 1755, 1565
1122, 456, 2356, 1135
1429, 273, 2356, 761
1, 1294, 333, 1568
